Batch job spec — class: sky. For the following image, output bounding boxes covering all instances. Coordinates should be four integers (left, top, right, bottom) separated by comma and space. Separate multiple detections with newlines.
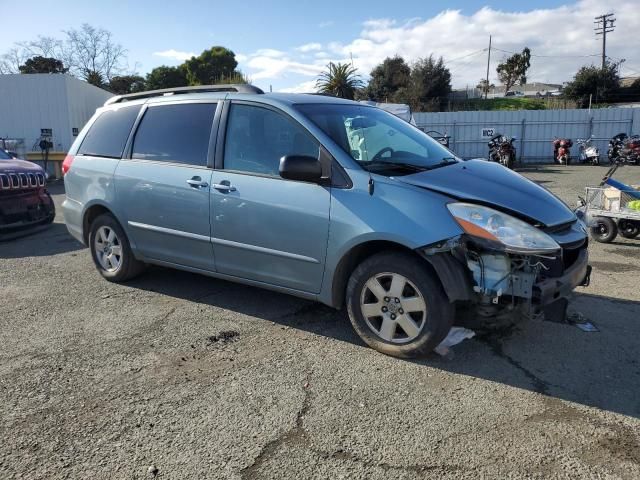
1, 0, 639, 92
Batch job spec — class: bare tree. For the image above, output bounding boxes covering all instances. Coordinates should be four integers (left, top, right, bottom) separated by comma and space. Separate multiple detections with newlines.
0, 26, 128, 83
0, 47, 27, 73
62, 24, 127, 81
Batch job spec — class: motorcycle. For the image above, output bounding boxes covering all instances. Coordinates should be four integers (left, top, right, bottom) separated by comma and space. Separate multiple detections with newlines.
487, 134, 516, 169
608, 133, 627, 164
621, 134, 640, 165
577, 137, 599, 165
553, 138, 573, 165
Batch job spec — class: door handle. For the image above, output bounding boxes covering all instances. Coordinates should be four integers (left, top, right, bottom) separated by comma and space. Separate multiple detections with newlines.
212, 182, 236, 192
187, 177, 208, 188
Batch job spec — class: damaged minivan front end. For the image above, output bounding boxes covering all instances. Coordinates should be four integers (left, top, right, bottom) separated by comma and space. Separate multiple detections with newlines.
419, 202, 590, 324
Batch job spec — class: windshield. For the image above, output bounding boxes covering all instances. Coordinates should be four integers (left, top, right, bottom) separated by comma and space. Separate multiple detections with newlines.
0, 149, 13, 160
295, 104, 459, 175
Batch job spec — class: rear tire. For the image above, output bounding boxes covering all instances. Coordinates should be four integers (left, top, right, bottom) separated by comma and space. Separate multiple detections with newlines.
346, 252, 454, 358
89, 213, 145, 282
590, 217, 618, 243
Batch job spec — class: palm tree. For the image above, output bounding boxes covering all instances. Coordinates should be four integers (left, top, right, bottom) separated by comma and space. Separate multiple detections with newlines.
316, 62, 364, 99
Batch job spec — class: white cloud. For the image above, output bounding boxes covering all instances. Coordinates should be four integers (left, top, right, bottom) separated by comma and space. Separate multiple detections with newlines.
278, 80, 318, 93
253, 48, 287, 58
239, 1, 640, 91
318, 21, 334, 28
326, 1, 640, 88
153, 49, 196, 62
296, 42, 322, 53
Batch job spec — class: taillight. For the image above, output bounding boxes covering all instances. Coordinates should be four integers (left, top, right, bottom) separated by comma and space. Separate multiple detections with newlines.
62, 154, 74, 175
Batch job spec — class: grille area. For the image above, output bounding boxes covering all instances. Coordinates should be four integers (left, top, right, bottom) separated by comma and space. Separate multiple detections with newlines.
0, 172, 45, 190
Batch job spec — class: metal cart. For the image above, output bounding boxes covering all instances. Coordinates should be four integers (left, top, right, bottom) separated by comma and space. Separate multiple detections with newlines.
577, 164, 640, 243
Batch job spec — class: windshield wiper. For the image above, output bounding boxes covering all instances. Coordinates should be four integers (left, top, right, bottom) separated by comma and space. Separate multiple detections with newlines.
361, 161, 429, 172
425, 157, 458, 170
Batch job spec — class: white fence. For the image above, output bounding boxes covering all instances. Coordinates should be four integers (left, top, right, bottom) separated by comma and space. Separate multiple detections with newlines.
413, 108, 640, 163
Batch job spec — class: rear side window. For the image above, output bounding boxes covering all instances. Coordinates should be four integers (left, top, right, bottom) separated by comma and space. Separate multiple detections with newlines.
78, 105, 141, 158
132, 103, 217, 166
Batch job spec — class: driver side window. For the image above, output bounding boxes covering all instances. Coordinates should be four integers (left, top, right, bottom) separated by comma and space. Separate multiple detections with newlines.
223, 104, 319, 176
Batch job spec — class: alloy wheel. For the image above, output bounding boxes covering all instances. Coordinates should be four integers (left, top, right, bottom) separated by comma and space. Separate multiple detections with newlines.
94, 226, 123, 273
360, 272, 427, 344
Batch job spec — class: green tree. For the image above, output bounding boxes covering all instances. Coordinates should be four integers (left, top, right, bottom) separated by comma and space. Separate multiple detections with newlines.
316, 62, 364, 99
563, 62, 621, 107
18, 55, 67, 74
85, 70, 105, 88
476, 78, 495, 96
404, 55, 451, 111
145, 65, 188, 90
364, 56, 410, 101
496, 47, 531, 94
184, 47, 241, 85
108, 75, 146, 94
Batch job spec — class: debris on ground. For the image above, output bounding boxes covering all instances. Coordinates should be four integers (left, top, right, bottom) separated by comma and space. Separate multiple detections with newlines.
434, 327, 476, 358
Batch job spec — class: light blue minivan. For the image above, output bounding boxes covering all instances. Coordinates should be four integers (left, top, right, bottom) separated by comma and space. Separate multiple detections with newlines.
63, 85, 590, 357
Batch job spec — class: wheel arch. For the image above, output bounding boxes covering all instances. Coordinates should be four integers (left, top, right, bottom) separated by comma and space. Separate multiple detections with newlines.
82, 202, 118, 244
329, 240, 440, 309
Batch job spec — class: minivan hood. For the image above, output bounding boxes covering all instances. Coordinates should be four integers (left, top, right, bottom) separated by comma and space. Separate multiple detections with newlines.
396, 159, 576, 227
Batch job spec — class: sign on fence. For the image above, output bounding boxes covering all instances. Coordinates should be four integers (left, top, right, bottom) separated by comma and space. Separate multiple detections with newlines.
481, 128, 496, 138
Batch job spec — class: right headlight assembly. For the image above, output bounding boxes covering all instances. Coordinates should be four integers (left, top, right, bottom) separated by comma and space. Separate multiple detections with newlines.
447, 202, 560, 255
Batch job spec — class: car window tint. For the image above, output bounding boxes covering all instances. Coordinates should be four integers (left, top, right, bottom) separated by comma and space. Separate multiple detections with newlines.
224, 104, 318, 176
78, 105, 141, 158
132, 103, 216, 166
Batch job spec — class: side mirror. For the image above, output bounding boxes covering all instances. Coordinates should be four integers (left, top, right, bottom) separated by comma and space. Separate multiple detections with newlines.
279, 155, 322, 182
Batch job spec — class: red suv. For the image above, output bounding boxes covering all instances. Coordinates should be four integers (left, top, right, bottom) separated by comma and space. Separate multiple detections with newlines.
0, 149, 55, 240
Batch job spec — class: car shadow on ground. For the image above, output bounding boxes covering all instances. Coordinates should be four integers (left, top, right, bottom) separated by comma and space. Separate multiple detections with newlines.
127, 267, 640, 420
0, 222, 84, 258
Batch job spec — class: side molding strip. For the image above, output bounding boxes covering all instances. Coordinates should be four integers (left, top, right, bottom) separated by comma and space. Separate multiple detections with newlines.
128, 221, 210, 242
211, 237, 320, 264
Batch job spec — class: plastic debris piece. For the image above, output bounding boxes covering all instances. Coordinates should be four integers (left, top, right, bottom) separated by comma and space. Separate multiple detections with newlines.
574, 322, 599, 332
434, 327, 476, 357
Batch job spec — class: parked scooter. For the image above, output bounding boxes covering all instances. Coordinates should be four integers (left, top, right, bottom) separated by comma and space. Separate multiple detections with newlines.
577, 136, 599, 165
487, 133, 516, 169
608, 133, 627, 164
553, 138, 573, 165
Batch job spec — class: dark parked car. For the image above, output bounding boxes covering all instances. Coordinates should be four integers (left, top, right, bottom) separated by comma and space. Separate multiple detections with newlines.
0, 149, 55, 240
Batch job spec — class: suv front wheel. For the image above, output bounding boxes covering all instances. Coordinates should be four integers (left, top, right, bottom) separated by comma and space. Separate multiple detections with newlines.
89, 213, 145, 282
346, 252, 453, 358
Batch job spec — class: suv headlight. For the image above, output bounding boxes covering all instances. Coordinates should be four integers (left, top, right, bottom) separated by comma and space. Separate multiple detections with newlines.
447, 202, 560, 254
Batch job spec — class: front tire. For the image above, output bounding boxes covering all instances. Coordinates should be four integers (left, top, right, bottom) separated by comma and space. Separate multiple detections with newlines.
89, 213, 145, 282
590, 216, 618, 243
619, 220, 640, 239
346, 252, 453, 358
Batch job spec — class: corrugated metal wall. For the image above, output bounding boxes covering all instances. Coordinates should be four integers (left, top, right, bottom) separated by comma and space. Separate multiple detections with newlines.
414, 108, 640, 163
0, 74, 112, 154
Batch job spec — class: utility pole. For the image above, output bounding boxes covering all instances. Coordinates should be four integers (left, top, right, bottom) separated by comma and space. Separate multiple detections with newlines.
594, 13, 615, 70
484, 35, 491, 100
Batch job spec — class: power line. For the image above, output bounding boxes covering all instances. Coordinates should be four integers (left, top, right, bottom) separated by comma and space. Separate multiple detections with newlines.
492, 47, 600, 59
594, 13, 616, 70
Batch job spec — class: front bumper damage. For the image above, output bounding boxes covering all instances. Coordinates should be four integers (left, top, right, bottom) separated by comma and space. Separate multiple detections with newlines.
420, 221, 591, 323
0, 189, 55, 241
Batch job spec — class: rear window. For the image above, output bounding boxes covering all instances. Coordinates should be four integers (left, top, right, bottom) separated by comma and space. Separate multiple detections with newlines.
131, 103, 217, 166
78, 105, 141, 158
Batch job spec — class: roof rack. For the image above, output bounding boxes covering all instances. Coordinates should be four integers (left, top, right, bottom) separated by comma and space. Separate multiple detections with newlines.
104, 84, 264, 105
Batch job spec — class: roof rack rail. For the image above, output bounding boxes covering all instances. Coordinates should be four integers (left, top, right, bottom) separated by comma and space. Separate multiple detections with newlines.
104, 84, 264, 105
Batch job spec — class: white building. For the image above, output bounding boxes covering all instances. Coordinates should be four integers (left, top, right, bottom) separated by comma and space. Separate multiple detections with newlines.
0, 74, 113, 162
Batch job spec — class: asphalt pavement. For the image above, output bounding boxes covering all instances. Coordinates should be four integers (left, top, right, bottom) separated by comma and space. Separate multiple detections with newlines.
1, 165, 639, 479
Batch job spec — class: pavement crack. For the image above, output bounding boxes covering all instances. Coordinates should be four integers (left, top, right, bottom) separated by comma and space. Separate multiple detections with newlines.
240, 370, 312, 479
476, 327, 551, 395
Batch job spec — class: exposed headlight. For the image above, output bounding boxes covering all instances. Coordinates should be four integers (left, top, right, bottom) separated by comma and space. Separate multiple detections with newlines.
447, 202, 560, 254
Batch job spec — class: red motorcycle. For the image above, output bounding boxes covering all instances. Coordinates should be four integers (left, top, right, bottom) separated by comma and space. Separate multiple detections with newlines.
621, 135, 640, 165
553, 138, 573, 165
